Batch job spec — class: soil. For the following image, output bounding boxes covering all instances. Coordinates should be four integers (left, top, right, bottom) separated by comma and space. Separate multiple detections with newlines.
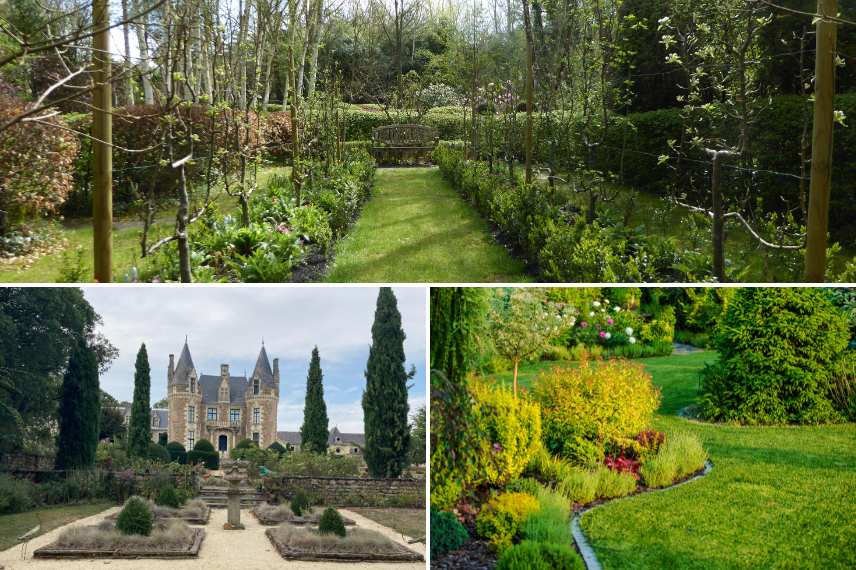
431, 539, 496, 570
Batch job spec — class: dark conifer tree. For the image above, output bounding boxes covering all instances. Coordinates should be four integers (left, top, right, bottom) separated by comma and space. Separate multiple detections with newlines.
300, 346, 329, 453
55, 338, 100, 470
363, 287, 412, 478
128, 343, 151, 458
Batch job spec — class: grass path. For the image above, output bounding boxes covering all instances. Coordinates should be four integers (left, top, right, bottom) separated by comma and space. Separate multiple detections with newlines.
0, 501, 113, 552
324, 167, 529, 282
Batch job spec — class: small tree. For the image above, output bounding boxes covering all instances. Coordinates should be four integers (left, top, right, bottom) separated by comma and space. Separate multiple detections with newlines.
300, 347, 329, 453
363, 288, 413, 478
128, 343, 151, 458
55, 338, 101, 471
489, 288, 575, 397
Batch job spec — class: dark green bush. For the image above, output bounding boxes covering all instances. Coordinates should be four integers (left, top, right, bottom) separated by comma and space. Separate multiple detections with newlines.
318, 507, 347, 537
496, 540, 585, 570
700, 288, 851, 424
430, 508, 469, 558
188, 440, 219, 469
234, 439, 256, 450
290, 491, 311, 517
193, 439, 214, 452
166, 442, 187, 464
267, 441, 287, 455
0, 474, 37, 514
116, 496, 153, 536
147, 442, 171, 463
155, 485, 182, 508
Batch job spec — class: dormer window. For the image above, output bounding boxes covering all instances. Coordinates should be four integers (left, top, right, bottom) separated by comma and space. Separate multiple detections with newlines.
151, 415, 159, 427
335, 436, 341, 443
253, 378, 260, 395
190, 377, 196, 393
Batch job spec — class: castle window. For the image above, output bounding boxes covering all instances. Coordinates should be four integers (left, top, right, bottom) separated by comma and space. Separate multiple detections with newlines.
190, 378, 196, 393
252, 432, 260, 444
151, 415, 159, 427
352, 448, 358, 454
335, 447, 341, 454
207, 407, 217, 421
187, 406, 195, 423
253, 378, 260, 395
229, 409, 240, 424
253, 407, 260, 424
187, 431, 195, 449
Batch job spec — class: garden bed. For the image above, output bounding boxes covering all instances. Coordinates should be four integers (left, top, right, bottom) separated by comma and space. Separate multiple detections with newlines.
106, 499, 210, 525
33, 520, 205, 559
266, 525, 423, 562
252, 503, 355, 526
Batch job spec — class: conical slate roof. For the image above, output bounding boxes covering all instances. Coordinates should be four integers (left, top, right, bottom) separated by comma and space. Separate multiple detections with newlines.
252, 344, 275, 386
172, 341, 196, 385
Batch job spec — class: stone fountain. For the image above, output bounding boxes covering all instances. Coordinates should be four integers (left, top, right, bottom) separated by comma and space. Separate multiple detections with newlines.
223, 463, 245, 530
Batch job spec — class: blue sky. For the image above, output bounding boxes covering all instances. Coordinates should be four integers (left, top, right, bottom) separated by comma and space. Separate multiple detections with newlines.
82, 286, 427, 433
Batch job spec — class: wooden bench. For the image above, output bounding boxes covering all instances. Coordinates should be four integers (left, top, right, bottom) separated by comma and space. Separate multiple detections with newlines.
371, 124, 438, 165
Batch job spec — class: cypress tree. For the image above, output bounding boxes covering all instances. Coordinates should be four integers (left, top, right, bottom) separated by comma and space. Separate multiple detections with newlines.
55, 338, 100, 470
128, 343, 151, 458
363, 287, 411, 478
300, 346, 329, 453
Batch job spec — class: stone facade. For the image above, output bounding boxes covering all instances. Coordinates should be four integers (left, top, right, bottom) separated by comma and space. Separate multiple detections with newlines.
267, 476, 424, 507
166, 341, 280, 455
275, 427, 365, 456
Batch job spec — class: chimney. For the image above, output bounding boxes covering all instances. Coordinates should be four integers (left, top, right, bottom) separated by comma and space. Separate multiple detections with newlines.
168, 354, 175, 384
273, 358, 280, 383
221, 364, 229, 377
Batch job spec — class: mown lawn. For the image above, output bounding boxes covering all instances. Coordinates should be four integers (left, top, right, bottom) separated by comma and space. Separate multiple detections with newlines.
0, 501, 113, 552
574, 353, 856, 570
0, 166, 288, 283
325, 167, 530, 282
348, 507, 425, 541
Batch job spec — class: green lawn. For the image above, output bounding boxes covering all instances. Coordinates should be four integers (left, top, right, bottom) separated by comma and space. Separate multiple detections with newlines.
0, 501, 113, 552
0, 166, 288, 283
571, 353, 856, 570
324, 167, 530, 282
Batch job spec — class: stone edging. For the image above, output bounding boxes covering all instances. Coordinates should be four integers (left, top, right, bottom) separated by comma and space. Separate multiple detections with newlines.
33, 528, 205, 559
570, 460, 713, 570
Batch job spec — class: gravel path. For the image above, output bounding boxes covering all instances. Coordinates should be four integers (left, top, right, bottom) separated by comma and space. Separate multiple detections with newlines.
0, 506, 423, 570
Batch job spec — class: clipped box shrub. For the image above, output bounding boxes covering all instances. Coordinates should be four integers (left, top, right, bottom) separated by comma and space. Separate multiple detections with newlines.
155, 486, 182, 509
640, 432, 707, 488
165, 442, 187, 465
469, 379, 542, 488
700, 288, 850, 424
116, 496, 154, 536
430, 508, 469, 558
290, 491, 311, 517
475, 492, 540, 553
318, 507, 346, 537
147, 442, 171, 463
533, 360, 660, 466
497, 540, 585, 570
188, 439, 219, 469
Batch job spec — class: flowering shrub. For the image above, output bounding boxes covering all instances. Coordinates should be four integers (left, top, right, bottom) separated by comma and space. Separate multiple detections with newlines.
475, 491, 540, 552
469, 379, 542, 487
416, 83, 464, 109
603, 453, 641, 480
533, 360, 660, 467
569, 298, 642, 348
635, 429, 666, 456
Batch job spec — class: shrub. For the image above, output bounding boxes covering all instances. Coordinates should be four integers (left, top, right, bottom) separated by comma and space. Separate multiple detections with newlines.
533, 360, 660, 466
234, 438, 256, 451
829, 352, 856, 421
522, 487, 571, 545
147, 443, 171, 463
469, 379, 542, 487
290, 491, 311, 517
555, 468, 598, 505
318, 507, 347, 537
193, 439, 214, 452
116, 496, 154, 536
188, 439, 219, 469
700, 288, 850, 424
475, 492, 540, 553
274, 451, 360, 477
497, 540, 585, 570
267, 441, 287, 455
430, 508, 469, 558
165, 442, 187, 465
505, 478, 542, 497
594, 466, 638, 498
640, 432, 708, 488
0, 474, 37, 514
155, 486, 182, 508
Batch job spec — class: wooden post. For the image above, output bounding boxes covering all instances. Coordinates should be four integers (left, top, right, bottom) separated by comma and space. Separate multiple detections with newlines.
92, 0, 112, 282
804, 0, 838, 282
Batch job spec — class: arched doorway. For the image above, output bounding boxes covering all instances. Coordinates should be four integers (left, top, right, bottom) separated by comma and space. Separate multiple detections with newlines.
218, 434, 228, 452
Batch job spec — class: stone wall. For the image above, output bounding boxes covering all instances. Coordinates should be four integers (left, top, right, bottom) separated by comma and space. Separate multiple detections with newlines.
0, 452, 54, 472
266, 476, 425, 508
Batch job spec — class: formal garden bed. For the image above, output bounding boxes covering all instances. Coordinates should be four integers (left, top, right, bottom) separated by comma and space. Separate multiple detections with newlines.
252, 502, 355, 526
430, 287, 856, 569
106, 498, 210, 525
265, 508, 423, 563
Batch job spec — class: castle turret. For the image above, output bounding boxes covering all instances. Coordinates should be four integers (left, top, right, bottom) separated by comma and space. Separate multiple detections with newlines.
245, 343, 278, 447
168, 354, 175, 384
168, 340, 200, 447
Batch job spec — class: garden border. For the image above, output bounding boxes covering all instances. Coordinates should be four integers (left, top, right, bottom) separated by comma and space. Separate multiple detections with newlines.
264, 528, 424, 562
32, 527, 205, 559
570, 460, 713, 570
250, 505, 356, 526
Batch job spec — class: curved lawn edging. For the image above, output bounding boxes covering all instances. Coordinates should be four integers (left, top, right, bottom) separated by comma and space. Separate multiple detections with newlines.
571, 460, 714, 570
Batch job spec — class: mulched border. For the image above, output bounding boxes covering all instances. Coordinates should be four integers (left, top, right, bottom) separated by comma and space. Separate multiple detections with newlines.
251, 505, 355, 526
265, 528, 423, 563
33, 528, 205, 559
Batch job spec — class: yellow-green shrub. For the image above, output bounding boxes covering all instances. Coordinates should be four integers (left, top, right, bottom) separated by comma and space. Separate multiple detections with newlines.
640, 432, 707, 488
470, 379, 542, 487
475, 492, 540, 553
533, 360, 660, 466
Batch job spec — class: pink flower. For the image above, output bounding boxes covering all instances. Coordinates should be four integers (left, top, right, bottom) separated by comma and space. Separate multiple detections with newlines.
580, 321, 589, 328
607, 318, 614, 325
276, 223, 291, 234
599, 331, 607, 338
492, 443, 502, 452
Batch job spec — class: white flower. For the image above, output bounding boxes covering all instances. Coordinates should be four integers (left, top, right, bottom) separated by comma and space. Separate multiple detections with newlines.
589, 311, 595, 317
604, 299, 610, 305
625, 327, 634, 336
629, 337, 637, 344
592, 301, 601, 308
605, 332, 612, 340
614, 306, 621, 312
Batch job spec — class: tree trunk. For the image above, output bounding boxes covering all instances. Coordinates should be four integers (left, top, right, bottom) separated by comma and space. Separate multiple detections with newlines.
177, 164, 192, 283
709, 150, 726, 283
521, 0, 535, 185
92, 0, 113, 282
122, 0, 134, 105
513, 360, 519, 398
134, 0, 154, 104
805, 0, 838, 282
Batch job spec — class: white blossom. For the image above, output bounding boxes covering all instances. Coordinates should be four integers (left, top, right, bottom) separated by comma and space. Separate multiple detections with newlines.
625, 327, 634, 336
629, 337, 637, 344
